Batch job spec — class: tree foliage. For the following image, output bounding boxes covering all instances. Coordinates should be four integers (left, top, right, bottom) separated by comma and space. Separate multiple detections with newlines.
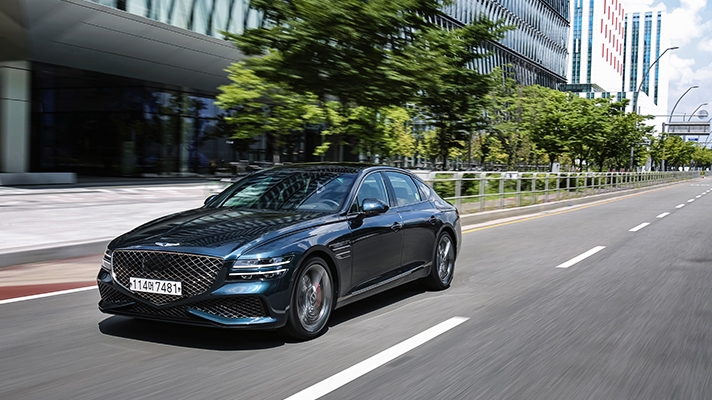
227, 0, 451, 108
414, 18, 511, 168
216, 62, 324, 162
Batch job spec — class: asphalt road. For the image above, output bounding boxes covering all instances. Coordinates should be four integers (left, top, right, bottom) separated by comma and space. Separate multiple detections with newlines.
2, 181, 712, 400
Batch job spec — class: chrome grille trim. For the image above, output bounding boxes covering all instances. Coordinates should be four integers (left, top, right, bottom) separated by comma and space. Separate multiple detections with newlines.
112, 250, 224, 305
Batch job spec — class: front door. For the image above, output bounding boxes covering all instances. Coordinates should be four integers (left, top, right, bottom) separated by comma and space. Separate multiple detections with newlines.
348, 172, 403, 292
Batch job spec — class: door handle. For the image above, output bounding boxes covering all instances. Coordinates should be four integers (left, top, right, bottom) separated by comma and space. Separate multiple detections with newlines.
391, 222, 402, 232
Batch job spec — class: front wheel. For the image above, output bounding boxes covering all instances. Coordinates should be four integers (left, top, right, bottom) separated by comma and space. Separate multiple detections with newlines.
282, 257, 334, 341
422, 232, 455, 291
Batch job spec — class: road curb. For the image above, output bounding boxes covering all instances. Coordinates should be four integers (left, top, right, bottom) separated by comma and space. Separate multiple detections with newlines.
0, 239, 111, 269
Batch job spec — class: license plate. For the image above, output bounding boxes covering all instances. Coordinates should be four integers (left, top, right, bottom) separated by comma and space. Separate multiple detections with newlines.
130, 277, 182, 296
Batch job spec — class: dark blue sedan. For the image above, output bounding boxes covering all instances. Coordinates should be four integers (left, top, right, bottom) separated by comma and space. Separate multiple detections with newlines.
97, 163, 461, 340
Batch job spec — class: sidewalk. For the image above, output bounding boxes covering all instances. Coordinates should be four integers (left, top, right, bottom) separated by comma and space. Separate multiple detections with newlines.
0, 179, 232, 267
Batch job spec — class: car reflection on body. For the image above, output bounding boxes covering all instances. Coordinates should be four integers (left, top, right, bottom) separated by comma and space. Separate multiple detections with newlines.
97, 163, 461, 340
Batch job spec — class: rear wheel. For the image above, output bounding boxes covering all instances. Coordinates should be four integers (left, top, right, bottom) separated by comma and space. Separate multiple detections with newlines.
422, 232, 455, 291
283, 257, 334, 341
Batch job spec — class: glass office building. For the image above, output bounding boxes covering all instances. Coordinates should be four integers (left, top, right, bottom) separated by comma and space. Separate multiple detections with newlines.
442, 0, 569, 89
1, 0, 569, 177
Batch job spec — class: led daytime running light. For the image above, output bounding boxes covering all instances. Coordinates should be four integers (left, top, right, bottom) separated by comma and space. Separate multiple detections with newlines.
231, 256, 292, 269
101, 250, 113, 271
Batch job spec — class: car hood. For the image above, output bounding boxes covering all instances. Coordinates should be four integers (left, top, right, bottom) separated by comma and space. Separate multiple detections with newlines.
109, 207, 335, 257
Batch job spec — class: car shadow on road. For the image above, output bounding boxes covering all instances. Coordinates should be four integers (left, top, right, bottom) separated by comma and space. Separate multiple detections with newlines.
327, 281, 426, 327
98, 316, 286, 350
98, 281, 427, 349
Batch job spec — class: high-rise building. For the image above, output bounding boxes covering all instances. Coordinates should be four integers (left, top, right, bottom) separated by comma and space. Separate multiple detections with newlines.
567, 0, 625, 94
565, 1, 669, 132
622, 9, 669, 117
442, 0, 570, 89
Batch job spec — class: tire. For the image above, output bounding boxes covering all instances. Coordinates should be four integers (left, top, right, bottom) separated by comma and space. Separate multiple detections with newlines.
282, 257, 334, 341
422, 231, 455, 291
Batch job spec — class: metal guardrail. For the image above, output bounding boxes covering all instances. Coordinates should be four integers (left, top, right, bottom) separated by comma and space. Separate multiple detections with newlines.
416, 171, 701, 215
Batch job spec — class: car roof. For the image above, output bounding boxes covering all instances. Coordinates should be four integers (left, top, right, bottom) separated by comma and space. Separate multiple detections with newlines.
266, 162, 398, 174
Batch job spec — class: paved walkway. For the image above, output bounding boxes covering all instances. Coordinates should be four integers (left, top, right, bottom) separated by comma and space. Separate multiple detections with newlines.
0, 179, 234, 299
0, 180, 230, 254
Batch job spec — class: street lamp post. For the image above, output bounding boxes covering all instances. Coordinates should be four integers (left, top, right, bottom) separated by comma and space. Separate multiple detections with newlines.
630, 46, 678, 171
687, 102, 708, 121
632, 46, 678, 115
669, 85, 700, 123
658, 86, 700, 171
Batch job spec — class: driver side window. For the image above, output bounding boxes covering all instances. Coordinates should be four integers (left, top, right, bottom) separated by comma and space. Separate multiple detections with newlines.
350, 173, 389, 213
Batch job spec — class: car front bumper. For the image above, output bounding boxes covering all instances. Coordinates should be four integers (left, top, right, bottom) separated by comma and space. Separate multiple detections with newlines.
97, 269, 290, 329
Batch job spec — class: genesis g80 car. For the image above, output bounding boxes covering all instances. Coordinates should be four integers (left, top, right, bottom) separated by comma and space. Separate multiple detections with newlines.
97, 163, 461, 340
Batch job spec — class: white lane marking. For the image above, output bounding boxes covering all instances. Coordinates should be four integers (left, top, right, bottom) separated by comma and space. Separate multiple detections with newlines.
555, 246, 606, 269
0, 286, 97, 305
629, 222, 650, 232
656, 212, 670, 219
696, 195, 702, 198
283, 317, 469, 400
676, 204, 686, 208
688, 199, 695, 203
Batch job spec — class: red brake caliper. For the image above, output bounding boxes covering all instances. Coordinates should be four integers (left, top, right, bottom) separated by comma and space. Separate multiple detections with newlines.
315, 282, 322, 308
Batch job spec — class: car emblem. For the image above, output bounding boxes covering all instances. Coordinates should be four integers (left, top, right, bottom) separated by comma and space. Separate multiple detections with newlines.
155, 242, 180, 247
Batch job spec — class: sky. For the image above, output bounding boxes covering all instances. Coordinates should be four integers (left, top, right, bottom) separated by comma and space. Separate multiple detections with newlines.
624, 0, 712, 121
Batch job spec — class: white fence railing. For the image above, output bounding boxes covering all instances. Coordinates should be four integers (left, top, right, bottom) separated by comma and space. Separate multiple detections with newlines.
415, 171, 701, 215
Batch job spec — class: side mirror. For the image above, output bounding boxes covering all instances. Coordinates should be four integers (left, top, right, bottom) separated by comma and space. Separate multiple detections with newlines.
362, 198, 389, 216
204, 194, 218, 206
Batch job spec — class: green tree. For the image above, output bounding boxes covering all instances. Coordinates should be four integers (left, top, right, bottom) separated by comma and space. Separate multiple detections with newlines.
520, 85, 570, 169
692, 146, 712, 170
216, 62, 324, 163
484, 70, 529, 169
415, 18, 511, 169
227, 0, 450, 108
317, 103, 415, 161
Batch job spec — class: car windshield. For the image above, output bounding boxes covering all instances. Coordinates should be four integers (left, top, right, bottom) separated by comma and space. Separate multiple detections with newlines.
215, 168, 358, 212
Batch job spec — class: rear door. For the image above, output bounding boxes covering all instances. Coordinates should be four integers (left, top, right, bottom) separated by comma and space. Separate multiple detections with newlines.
383, 171, 438, 270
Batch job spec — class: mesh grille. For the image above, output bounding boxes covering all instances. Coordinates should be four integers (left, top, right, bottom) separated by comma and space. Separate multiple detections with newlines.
98, 281, 133, 304
192, 297, 267, 319
128, 302, 191, 319
112, 250, 224, 305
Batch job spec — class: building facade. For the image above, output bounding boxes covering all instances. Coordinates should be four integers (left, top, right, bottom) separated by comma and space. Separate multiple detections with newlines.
1, 0, 570, 177
622, 9, 669, 119
565, 0, 669, 131
443, 0, 569, 89
567, 0, 624, 92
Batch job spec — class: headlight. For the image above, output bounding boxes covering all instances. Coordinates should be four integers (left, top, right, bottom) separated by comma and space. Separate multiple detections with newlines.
229, 256, 292, 280
101, 249, 113, 271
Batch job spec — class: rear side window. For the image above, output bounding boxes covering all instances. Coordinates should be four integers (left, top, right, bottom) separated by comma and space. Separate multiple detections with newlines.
415, 179, 433, 200
385, 172, 421, 207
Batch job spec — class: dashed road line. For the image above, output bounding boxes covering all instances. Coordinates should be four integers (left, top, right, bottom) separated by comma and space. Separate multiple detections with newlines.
629, 222, 650, 232
555, 246, 606, 269
656, 212, 670, 219
688, 199, 695, 203
676, 204, 686, 208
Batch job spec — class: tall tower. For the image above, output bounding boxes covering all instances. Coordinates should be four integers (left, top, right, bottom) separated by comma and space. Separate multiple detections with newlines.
622, 10, 668, 114
567, 0, 625, 93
